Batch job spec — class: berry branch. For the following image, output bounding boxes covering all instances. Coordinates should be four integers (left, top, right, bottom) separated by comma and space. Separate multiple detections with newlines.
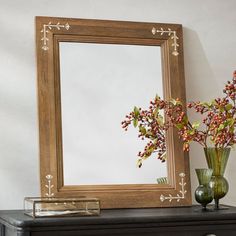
122, 71, 236, 167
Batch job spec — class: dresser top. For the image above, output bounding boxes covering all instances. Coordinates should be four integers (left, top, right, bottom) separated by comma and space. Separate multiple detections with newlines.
1, 205, 236, 229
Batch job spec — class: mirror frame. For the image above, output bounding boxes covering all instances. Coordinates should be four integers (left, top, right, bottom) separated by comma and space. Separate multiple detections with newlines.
36, 16, 192, 208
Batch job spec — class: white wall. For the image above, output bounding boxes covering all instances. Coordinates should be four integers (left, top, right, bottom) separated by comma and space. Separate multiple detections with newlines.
0, 0, 236, 209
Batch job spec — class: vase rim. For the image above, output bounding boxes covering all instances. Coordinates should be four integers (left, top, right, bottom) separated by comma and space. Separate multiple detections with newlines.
195, 168, 213, 171
204, 147, 231, 150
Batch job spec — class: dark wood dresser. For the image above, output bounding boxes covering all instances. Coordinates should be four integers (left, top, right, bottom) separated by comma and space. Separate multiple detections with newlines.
1, 206, 236, 236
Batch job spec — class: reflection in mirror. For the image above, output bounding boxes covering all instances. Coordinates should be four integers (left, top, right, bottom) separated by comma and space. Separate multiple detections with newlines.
59, 42, 167, 185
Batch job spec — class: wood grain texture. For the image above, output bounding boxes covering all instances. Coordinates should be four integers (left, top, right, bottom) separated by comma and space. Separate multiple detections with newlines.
36, 16, 191, 208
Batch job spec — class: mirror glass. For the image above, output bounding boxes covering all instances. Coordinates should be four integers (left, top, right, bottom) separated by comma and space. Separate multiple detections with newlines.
59, 42, 167, 185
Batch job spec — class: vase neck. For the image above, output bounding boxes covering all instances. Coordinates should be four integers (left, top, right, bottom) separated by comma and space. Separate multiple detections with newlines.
195, 168, 213, 185
204, 148, 230, 176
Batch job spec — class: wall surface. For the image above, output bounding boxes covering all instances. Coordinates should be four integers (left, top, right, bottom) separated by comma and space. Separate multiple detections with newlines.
0, 0, 236, 209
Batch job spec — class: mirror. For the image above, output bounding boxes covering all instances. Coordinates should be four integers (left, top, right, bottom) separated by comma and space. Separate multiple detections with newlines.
36, 16, 192, 208
60, 42, 166, 185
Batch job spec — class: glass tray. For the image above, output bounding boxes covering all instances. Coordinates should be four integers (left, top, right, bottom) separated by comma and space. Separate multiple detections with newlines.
24, 197, 100, 218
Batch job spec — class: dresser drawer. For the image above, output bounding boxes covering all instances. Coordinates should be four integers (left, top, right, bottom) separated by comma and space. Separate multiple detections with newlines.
0, 224, 4, 236
29, 224, 236, 236
159, 224, 236, 236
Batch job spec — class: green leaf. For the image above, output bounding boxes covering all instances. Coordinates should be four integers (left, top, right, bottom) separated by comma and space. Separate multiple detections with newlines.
211, 100, 217, 106
173, 98, 182, 106
157, 118, 164, 126
155, 114, 164, 125
155, 94, 160, 100
139, 126, 146, 135
204, 102, 212, 108
146, 131, 154, 138
192, 121, 200, 129
133, 118, 138, 127
175, 123, 184, 130
153, 138, 158, 144
225, 104, 233, 111
207, 102, 212, 107
170, 98, 177, 105
219, 106, 224, 112
134, 106, 139, 117
183, 115, 188, 124
223, 118, 234, 128
230, 126, 234, 133
147, 146, 154, 153
143, 152, 151, 159
218, 124, 225, 131
137, 159, 143, 168
189, 130, 195, 135
154, 108, 159, 118
228, 118, 235, 126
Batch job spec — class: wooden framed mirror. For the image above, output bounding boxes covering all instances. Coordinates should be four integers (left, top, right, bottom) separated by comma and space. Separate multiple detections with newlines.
36, 16, 192, 208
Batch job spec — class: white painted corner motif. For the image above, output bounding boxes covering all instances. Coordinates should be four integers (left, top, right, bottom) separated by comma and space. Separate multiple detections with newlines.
45, 174, 54, 198
160, 173, 187, 202
41, 22, 70, 51
152, 27, 179, 56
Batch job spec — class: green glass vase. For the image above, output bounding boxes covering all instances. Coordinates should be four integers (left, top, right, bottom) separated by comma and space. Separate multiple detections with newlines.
204, 147, 230, 209
195, 168, 214, 210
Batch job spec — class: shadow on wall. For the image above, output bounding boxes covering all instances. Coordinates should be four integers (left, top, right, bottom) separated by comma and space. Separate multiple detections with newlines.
184, 28, 216, 186
183, 27, 219, 101
182, 27, 236, 206
0, 19, 39, 209
182, 27, 219, 203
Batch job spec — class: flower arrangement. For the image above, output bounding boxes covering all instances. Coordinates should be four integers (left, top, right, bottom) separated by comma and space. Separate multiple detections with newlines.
121, 71, 236, 167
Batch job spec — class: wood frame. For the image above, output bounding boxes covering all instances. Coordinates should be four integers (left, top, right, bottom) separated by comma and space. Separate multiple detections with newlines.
36, 16, 191, 208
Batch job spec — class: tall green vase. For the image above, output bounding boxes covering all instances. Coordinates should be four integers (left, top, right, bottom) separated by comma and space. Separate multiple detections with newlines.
204, 147, 230, 209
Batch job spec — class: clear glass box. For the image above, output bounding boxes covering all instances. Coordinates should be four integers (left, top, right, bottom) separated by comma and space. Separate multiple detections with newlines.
24, 197, 100, 218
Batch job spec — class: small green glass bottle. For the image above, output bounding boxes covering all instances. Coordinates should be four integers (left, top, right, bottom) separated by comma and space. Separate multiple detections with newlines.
195, 168, 214, 210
